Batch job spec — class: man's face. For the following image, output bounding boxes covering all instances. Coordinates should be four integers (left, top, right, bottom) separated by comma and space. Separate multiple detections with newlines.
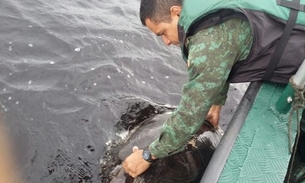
145, 6, 181, 46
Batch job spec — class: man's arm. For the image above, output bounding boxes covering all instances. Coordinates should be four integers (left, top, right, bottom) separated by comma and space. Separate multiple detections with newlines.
122, 18, 253, 178
206, 82, 230, 128
150, 18, 253, 158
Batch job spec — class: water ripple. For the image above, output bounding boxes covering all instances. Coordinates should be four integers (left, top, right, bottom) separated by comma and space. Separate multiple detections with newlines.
45, 105, 84, 115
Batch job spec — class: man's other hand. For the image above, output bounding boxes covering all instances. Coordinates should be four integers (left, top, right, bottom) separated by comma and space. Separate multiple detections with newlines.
206, 105, 222, 128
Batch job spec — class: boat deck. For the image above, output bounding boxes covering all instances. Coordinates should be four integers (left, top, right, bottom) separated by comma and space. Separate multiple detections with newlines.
201, 82, 303, 183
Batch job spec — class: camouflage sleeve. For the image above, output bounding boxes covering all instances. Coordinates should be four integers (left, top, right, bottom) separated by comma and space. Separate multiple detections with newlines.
149, 18, 253, 158
213, 82, 230, 105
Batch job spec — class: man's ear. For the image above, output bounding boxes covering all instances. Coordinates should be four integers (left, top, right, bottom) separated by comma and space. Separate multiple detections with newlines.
170, 6, 181, 18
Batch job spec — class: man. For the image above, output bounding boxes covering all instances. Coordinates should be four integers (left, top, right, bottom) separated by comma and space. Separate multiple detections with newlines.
123, 0, 305, 178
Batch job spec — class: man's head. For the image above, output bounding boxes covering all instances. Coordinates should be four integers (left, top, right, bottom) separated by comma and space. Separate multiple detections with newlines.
140, 0, 182, 46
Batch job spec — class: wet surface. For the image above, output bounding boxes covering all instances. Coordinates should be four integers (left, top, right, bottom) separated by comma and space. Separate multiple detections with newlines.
103, 111, 222, 183
100, 102, 175, 183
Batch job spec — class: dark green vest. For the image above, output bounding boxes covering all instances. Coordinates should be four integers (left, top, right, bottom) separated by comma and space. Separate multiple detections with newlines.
178, 0, 305, 83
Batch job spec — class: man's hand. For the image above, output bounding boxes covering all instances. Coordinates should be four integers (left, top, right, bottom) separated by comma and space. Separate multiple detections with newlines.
122, 146, 152, 178
206, 105, 222, 128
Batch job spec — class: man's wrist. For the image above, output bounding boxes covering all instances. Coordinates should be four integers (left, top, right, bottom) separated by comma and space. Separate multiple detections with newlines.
149, 146, 157, 160
211, 105, 222, 111
142, 147, 156, 163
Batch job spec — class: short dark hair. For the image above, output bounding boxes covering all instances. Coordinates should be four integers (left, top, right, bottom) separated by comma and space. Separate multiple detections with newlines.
139, 0, 182, 26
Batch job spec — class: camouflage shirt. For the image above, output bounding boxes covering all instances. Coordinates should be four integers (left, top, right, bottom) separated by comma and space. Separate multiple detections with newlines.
150, 18, 253, 158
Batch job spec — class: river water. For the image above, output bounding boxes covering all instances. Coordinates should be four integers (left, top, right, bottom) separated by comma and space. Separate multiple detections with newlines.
0, 0, 248, 182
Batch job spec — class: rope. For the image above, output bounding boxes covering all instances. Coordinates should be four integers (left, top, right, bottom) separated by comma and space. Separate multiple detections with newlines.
288, 76, 305, 153
286, 76, 305, 182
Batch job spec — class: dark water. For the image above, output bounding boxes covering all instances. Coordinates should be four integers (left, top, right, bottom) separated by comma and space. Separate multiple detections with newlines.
0, 0, 247, 183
